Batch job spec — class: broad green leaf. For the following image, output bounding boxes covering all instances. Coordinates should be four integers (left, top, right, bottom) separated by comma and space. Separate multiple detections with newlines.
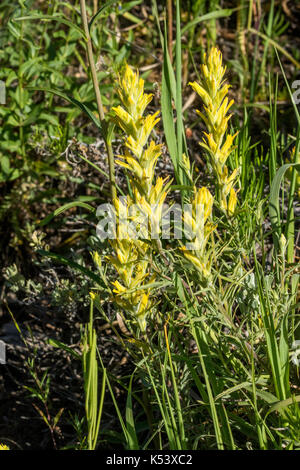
267, 395, 300, 416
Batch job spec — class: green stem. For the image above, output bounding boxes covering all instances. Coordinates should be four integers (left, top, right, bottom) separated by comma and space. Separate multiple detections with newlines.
167, 0, 173, 62
18, 6, 25, 161
80, 0, 116, 201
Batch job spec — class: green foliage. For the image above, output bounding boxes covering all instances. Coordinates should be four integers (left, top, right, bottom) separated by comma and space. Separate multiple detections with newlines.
1, 0, 300, 452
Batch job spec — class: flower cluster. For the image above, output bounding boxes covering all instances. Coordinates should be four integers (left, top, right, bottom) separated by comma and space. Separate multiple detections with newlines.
103, 65, 170, 332
189, 47, 239, 216
181, 186, 216, 280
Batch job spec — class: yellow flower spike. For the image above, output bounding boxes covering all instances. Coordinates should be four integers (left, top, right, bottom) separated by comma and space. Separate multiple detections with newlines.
125, 136, 144, 159
132, 289, 153, 333
181, 186, 215, 280
219, 132, 239, 165
190, 47, 239, 216
193, 187, 214, 223
189, 81, 212, 107
115, 153, 143, 180
182, 152, 190, 171
89, 291, 96, 300
136, 112, 160, 149
113, 67, 163, 204
117, 64, 153, 120
149, 177, 169, 203
220, 167, 239, 197
92, 251, 102, 268
112, 280, 127, 295
202, 132, 217, 154
109, 64, 170, 332
140, 141, 162, 171
227, 188, 238, 217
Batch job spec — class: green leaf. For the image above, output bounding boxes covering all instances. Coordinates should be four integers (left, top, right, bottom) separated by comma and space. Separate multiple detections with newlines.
37, 249, 104, 287
125, 374, 139, 450
14, 14, 86, 40
269, 162, 300, 251
181, 9, 235, 35
39, 201, 95, 227
215, 380, 264, 401
53, 408, 64, 428
267, 395, 300, 416
26, 87, 102, 132
161, 26, 179, 184
1, 156, 10, 174
48, 338, 80, 359
38, 112, 59, 126
89, 0, 117, 30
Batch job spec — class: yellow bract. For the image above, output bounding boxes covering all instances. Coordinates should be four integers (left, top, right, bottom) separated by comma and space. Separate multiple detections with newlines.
181, 186, 216, 280
227, 187, 238, 217
107, 64, 170, 332
190, 47, 239, 216
0, 444, 9, 450
115, 63, 153, 120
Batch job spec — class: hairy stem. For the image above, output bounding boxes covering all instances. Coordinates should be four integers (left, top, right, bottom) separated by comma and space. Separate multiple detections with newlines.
80, 0, 116, 201
167, 0, 173, 62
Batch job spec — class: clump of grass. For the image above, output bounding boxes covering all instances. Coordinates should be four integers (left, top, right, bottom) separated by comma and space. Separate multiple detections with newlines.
89, 48, 299, 451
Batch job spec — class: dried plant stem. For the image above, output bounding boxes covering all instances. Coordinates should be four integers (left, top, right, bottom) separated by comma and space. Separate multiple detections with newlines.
167, 0, 173, 62
80, 0, 116, 201
93, 0, 98, 16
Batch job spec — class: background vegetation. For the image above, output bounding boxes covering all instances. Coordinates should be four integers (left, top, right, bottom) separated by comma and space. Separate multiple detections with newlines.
0, 0, 299, 450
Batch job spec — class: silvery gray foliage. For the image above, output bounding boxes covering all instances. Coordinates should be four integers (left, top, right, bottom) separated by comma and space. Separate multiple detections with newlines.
291, 341, 300, 366
236, 272, 261, 313
3, 264, 43, 296
51, 277, 90, 314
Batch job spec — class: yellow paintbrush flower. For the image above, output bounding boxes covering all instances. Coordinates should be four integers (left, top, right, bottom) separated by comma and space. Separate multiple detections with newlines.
189, 47, 239, 216
112, 64, 168, 199
0, 444, 9, 450
108, 64, 171, 332
193, 186, 214, 223
116, 63, 153, 120
180, 249, 212, 279
181, 186, 216, 280
227, 187, 238, 217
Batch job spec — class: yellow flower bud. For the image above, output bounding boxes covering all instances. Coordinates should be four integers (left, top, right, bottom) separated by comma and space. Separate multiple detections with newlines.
279, 233, 287, 255
0, 444, 9, 450
227, 188, 238, 217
